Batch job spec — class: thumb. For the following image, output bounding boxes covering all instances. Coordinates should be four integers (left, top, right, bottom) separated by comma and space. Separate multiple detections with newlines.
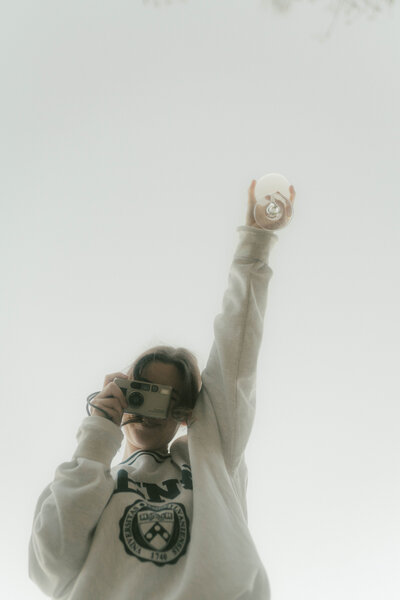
248, 180, 257, 205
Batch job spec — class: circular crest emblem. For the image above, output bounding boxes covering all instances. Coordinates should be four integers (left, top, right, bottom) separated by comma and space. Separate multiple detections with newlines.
119, 499, 190, 566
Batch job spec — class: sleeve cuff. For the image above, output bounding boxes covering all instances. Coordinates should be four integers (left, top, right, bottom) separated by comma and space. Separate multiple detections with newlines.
72, 416, 124, 467
235, 225, 278, 263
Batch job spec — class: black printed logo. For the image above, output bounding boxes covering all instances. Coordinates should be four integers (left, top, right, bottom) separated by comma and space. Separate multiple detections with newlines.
119, 499, 190, 566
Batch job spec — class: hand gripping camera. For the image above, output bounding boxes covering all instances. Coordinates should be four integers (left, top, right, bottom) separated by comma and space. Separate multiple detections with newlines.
113, 377, 173, 419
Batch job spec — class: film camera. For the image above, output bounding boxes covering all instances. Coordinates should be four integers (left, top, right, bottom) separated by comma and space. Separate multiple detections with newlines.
113, 377, 174, 419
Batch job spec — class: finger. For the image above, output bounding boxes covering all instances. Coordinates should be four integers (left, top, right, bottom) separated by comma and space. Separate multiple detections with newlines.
103, 372, 129, 388
96, 386, 126, 414
90, 405, 114, 420
289, 185, 296, 204
248, 180, 256, 202
104, 382, 129, 409
89, 399, 117, 419
93, 393, 125, 415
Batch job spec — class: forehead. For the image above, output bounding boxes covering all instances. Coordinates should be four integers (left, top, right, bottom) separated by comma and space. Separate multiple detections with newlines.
140, 361, 184, 397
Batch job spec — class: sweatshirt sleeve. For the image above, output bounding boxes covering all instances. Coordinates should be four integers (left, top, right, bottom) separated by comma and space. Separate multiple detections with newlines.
200, 225, 278, 474
28, 416, 123, 598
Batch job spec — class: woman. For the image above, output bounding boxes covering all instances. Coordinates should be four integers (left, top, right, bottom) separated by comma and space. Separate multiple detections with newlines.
29, 180, 296, 599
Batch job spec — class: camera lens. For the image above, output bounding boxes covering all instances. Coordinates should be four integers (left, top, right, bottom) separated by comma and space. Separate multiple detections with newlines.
129, 392, 144, 408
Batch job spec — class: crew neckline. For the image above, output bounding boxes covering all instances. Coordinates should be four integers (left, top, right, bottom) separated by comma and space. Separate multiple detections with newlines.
119, 449, 170, 465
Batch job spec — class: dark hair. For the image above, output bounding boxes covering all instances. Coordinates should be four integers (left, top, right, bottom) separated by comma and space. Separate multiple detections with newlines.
126, 345, 202, 415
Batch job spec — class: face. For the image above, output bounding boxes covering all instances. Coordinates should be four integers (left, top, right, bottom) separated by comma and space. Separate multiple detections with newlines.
121, 361, 189, 457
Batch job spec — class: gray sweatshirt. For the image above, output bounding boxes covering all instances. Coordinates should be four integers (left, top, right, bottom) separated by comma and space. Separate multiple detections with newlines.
29, 225, 278, 599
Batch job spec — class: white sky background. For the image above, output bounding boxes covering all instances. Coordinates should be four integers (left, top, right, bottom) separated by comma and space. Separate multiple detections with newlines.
1, 1, 399, 598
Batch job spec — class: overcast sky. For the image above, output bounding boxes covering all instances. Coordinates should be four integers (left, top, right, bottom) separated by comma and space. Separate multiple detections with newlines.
1, 1, 399, 599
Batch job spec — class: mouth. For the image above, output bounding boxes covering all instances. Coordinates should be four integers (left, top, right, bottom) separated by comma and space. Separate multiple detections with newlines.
122, 415, 162, 429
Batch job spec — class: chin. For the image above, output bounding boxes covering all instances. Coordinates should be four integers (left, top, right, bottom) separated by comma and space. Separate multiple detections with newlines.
131, 429, 164, 445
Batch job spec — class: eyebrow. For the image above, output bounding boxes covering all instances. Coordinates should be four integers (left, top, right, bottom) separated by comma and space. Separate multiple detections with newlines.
139, 377, 180, 398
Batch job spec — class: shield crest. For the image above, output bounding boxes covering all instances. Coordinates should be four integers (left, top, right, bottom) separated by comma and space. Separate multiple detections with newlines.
137, 507, 175, 551
119, 499, 190, 566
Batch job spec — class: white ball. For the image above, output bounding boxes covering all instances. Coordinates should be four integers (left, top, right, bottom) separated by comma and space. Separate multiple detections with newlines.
254, 173, 291, 202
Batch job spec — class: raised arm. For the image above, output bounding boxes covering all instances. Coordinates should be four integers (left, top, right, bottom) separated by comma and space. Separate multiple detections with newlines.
199, 181, 295, 474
